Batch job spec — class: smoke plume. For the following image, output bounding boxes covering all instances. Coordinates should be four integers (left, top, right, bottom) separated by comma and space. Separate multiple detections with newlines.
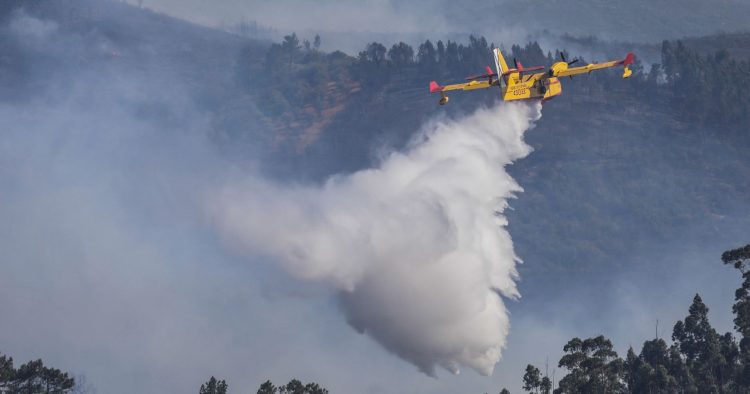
212, 103, 541, 376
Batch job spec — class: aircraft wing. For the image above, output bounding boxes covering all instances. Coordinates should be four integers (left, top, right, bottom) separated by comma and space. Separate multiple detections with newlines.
430, 80, 493, 93
556, 53, 635, 78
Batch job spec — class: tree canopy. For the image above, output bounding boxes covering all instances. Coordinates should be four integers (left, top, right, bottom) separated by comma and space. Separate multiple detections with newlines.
200, 376, 228, 394
519, 244, 750, 394
0, 352, 75, 393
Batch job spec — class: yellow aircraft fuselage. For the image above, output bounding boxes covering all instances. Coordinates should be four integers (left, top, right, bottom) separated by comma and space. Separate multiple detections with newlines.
429, 48, 633, 105
501, 73, 562, 102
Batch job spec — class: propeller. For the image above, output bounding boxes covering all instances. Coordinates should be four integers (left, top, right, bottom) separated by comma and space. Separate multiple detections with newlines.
560, 52, 579, 66
509, 58, 545, 75
465, 66, 496, 82
560, 52, 579, 79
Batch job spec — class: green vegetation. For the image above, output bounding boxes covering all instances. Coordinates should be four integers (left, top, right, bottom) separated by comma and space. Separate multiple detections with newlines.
662, 41, 750, 128
522, 364, 552, 393
254, 379, 328, 394
200, 376, 229, 394
196, 378, 331, 394
243, 33, 750, 165
515, 243, 750, 394
723, 245, 750, 388
0, 353, 75, 393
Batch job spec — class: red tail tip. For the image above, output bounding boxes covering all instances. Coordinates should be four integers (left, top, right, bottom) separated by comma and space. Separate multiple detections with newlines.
623, 52, 635, 66
429, 81, 442, 93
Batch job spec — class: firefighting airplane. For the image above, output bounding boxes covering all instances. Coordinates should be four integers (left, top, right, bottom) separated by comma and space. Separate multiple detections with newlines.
429, 49, 634, 105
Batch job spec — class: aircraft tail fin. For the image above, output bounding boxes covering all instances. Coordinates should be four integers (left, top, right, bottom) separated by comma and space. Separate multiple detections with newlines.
493, 48, 508, 77
493, 48, 509, 88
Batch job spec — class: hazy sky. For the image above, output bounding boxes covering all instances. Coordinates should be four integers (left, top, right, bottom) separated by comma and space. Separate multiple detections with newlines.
133, 0, 750, 47
134, 0, 446, 32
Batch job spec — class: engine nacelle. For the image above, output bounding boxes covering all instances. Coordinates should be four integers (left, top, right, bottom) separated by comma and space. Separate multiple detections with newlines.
622, 66, 633, 79
549, 61, 569, 77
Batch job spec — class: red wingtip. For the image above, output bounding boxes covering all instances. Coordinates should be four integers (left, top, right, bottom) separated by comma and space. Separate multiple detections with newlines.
623, 52, 635, 66
429, 81, 442, 93
486, 66, 494, 75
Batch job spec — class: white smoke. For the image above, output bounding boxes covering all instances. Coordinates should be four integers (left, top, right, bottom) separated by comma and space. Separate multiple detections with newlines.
211, 102, 542, 376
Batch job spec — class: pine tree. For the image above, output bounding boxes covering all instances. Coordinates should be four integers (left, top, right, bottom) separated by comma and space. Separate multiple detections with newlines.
624, 347, 639, 391
364, 42, 386, 65
444, 41, 460, 73
625, 339, 681, 393
257, 380, 277, 394
281, 33, 301, 72
666, 343, 696, 392
0, 353, 14, 386
199, 376, 228, 394
313, 34, 321, 50
3, 357, 75, 393
540, 376, 552, 394
555, 336, 626, 394
280, 379, 304, 394
523, 364, 542, 393
436, 40, 446, 66
258, 379, 328, 394
417, 40, 437, 69
722, 244, 750, 388
672, 294, 735, 392
303, 382, 328, 394
387, 42, 414, 68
